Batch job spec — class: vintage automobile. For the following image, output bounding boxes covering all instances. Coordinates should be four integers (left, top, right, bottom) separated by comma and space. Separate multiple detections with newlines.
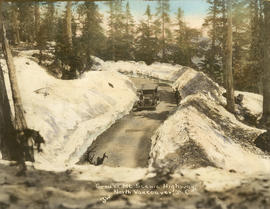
133, 84, 160, 111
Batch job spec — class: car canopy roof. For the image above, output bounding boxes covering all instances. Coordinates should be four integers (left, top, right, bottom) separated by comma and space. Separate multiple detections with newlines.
139, 84, 158, 90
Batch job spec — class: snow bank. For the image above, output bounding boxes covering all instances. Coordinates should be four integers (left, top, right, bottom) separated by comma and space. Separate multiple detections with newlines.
1, 56, 137, 170
172, 69, 263, 122
92, 56, 194, 83
17, 50, 40, 57
149, 93, 269, 174
235, 91, 263, 122
92, 56, 225, 102
172, 68, 224, 103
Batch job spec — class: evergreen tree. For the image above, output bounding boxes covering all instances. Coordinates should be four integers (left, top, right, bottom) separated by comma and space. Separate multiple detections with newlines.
36, 23, 47, 65
106, 1, 116, 60
78, 2, 106, 60
10, 3, 20, 45
17, 2, 35, 43
202, 0, 258, 91
34, 2, 40, 42
53, 1, 73, 67
106, 0, 125, 61
43, 2, 56, 41
262, 0, 270, 125
66, 1, 72, 48
154, 0, 172, 62
231, 0, 250, 90
1, 2, 17, 45
54, 13, 76, 79
225, 0, 235, 113
122, 2, 135, 60
36, 2, 56, 64
135, 5, 159, 64
201, 0, 226, 84
247, 0, 264, 92
0, 2, 27, 165
172, 8, 201, 66
54, 2, 106, 79
1, 9, 34, 163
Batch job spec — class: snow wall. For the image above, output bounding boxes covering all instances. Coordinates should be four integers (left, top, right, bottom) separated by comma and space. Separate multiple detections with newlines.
1, 56, 137, 170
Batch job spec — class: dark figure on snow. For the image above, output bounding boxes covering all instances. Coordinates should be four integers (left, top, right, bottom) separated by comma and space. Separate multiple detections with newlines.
222, 92, 243, 105
174, 89, 181, 106
96, 152, 108, 165
16, 128, 45, 162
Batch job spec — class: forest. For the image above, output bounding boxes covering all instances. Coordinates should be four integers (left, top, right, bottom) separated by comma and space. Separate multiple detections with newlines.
0, 0, 265, 92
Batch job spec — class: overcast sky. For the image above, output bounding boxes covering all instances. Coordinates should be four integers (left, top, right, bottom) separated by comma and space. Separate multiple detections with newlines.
95, 0, 209, 29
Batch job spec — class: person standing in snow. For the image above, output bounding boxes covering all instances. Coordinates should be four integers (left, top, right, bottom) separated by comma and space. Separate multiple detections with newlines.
174, 88, 181, 106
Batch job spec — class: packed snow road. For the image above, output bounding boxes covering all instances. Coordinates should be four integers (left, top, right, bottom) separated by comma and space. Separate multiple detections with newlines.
80, 77, 177, 168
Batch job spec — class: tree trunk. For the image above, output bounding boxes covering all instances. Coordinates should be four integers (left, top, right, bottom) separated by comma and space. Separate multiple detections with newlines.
0, 7, 33, 161
66, 1, 72, 48
263, 0, 270, 125
211, 0, 218, 73
161, 2, 165, 61
0, 2, 26, 162
34, 2, 40, 42
0, 64, 23, 161
12, 6, 20, 45
221, 0, 227, 86
225, 0, 235, 113
2, 25, 27, 131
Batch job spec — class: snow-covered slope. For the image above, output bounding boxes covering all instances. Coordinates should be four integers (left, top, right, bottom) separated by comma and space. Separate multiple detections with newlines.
149, 93, 269, 174
235, 91, 263, 121
1, 56, 137, 170
148, 69, 267, 174
92, 57, 193, 83
92, 57, 226, 103
172, 68, 224, 103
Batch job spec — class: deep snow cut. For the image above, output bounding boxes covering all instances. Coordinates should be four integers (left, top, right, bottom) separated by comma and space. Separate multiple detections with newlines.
0, 53, 267, 175
91, 57, 269, 174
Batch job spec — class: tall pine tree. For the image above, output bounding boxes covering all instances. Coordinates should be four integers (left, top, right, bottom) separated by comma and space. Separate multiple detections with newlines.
43, 2, 56, 42
262, 0, 270, 125
78, 1, 106, 59
135, 5, 159, 64
17, 2, 35, 43
247, 0, 264, 93
173, 8, 201, 66
202, 0, 226, 84
10, 3, 20, 45
106, 0, 125, 61
121, 2, 135, 60
34, 2, 40, 42
154, 0, 172, 62
231, 0, 250, 90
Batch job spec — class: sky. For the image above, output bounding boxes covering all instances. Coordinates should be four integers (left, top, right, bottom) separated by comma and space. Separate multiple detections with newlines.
96, 0, 209, 29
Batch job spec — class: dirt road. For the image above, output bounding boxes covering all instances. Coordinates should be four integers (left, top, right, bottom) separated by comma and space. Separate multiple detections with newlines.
81, 77, 177, 168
